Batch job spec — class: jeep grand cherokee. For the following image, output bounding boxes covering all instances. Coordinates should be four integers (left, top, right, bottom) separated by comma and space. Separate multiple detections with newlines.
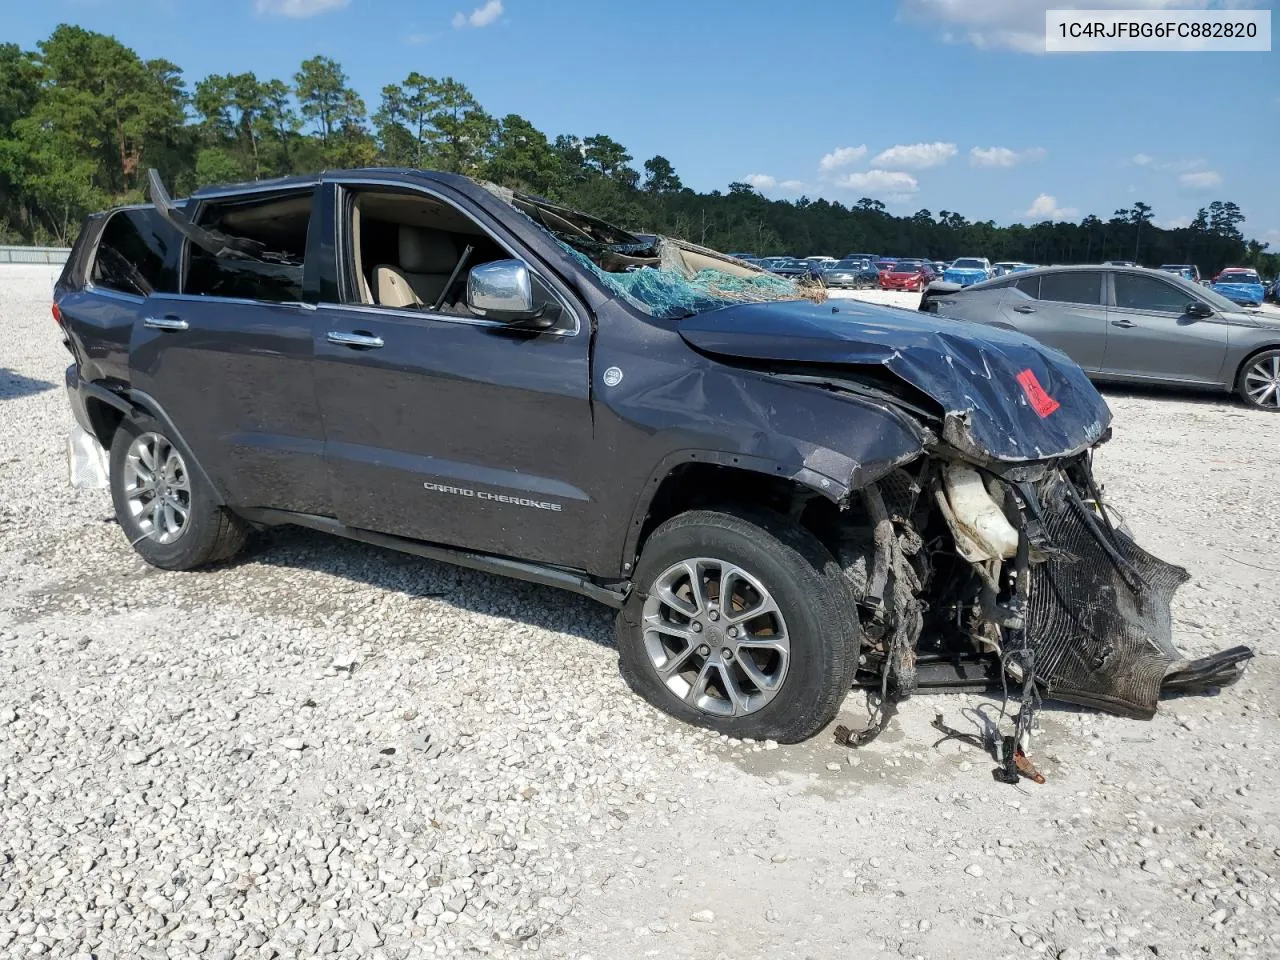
54, 168, 1249, 755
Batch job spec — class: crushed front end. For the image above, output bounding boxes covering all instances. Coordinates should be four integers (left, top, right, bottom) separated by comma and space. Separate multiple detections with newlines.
836, 451, 1252, 775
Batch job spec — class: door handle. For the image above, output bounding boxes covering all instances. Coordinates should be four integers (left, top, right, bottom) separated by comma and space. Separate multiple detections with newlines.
327, 330, 384, 349
1110, 319, 1137, 328
143, 316, 189, 331
1013, 305, 1036, 314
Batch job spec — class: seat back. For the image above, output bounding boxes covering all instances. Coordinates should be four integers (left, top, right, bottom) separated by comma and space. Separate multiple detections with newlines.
375, 225, 458, 307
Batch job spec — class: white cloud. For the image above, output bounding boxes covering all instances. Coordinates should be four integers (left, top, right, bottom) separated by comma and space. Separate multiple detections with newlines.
743, 173, 777, 191
1023, 193, 1078, 220
256, 0, 347, 16
833, 169, 920, 199
1179, 170, 1222, 190
871, 141, 957, 169
1156, 216, 1192, 229
969, 145, 1047, 168
452, 0, 503, 28
818, 145, 868, 173
779, 180, 805, 191
899, 1, 1252, 53
1131, 153, 1154, 166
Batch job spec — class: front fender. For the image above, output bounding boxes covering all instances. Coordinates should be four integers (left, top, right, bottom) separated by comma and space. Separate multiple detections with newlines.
614, 370, 930, 565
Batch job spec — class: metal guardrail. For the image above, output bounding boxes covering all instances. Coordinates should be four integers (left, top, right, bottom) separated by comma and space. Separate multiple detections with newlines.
0, 245, 71, 265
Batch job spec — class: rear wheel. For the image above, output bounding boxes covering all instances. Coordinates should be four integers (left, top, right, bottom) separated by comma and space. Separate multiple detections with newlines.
109, 415, 247, 569
617, 507, 860, 743
1236, 349, 1280, 410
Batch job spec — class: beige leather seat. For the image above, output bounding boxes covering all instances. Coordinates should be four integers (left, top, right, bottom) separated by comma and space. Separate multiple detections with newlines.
374, 226, 458, 308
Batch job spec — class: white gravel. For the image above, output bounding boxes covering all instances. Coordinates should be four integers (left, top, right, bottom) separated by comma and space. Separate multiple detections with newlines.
2, 264, 1277, 960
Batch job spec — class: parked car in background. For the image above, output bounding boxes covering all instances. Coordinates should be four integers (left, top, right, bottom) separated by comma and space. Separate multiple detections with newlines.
923, 264, 1280, 410
991, 262, 1024, 278
823, 258, 879, 289
844, 252, 878, 263
932, 260, 948, 275
879, 261, 931, 291
874, 258, 898, 274
1103, 260, 1137, 267
1268, 278, 1280, 304
1210, 268, 1266, 307
768, 258, 810, 278
943, 257, 993, 286
1158, 263, 1201, 284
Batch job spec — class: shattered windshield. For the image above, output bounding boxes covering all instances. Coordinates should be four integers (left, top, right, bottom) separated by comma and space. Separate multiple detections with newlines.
508, 191, 818, 320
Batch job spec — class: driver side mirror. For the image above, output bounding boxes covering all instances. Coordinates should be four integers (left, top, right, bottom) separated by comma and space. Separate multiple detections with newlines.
466, 259, 549, 326
1185, 301, 1213, 319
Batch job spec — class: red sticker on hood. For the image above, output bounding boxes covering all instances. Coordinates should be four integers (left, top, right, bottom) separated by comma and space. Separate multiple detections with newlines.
1016, 369, 1060, 418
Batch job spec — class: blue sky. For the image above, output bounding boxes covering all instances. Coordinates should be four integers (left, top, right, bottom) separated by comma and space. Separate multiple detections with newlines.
11, 0, 1280, 245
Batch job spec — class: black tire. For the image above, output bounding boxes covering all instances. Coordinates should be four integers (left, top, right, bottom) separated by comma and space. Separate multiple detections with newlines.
109, 414, 247, 570
1235, 348, 1280, 411
616, 507, 861, 743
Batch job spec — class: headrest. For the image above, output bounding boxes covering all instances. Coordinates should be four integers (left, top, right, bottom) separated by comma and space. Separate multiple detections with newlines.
399, 225, 457, 273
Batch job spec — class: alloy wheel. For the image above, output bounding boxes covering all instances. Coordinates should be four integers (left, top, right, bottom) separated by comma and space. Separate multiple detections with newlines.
641, 558, 790, 718
1243, 354, 1280, 408
123, 432, 191, 544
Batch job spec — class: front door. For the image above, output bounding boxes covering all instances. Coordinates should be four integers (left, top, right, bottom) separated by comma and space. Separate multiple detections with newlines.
312, 184, 596, 569
1100, 272, 1229, 384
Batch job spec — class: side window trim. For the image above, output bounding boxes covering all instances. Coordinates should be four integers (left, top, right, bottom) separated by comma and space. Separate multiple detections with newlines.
328, 179, 582, 337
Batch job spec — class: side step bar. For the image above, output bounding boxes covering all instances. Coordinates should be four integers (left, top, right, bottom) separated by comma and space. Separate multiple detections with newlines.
237, 508, 630, 609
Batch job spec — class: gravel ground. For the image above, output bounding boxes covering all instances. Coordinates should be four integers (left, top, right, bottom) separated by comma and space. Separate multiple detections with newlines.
2, 264, 1277, 960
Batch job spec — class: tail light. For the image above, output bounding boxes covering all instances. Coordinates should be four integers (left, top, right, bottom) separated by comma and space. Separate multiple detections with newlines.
52, 302, 63, 326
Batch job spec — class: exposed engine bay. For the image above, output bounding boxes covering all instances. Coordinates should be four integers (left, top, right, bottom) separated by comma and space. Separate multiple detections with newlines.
832, 453, 1252, 782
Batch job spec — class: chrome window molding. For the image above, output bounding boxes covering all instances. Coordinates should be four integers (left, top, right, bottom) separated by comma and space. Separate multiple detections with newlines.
149, 292, 316, 310
84, 282, 146, 303
315, 301, 575, 337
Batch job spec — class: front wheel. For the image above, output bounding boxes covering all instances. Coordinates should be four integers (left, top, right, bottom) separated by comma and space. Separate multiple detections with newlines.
1237, 349, 1280, 410
617, 507, 861, 743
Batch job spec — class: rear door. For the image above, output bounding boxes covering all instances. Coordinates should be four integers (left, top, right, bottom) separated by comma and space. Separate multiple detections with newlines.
311, 179, 597, 569
129, 185, 331, 514
1100, 271, 1228, 384
998, 270, 1108, 371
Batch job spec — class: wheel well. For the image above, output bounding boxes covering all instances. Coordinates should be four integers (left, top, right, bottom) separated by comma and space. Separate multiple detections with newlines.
85, 395, 126, 449
634, 463, 848, 562
1234, 344, 1280, 389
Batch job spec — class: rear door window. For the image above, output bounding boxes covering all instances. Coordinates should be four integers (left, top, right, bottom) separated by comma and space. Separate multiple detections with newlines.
1039, 271, 1102, 305
184, 191, 313, 303
1114, 273, 1193, 313
91, 208, 180, 297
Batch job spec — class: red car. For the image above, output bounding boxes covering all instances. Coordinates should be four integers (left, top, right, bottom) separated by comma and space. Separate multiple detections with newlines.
879, 262, 930, 291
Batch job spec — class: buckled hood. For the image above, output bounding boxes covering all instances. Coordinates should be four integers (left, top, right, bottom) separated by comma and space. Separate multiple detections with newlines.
679, 298, 1113, 464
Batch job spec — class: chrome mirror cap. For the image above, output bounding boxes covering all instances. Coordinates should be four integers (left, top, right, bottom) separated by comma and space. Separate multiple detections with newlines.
467, 259, 536, 320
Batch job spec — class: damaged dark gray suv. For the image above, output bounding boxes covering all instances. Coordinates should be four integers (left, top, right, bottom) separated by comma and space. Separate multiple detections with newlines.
55, 168, 1250, 755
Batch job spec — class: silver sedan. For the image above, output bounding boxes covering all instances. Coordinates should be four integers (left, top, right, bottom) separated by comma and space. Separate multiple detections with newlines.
923, 265, 1280, 410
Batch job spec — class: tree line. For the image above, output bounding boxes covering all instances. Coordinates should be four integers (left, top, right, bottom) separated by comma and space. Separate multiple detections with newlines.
0, 24, 1274, 277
